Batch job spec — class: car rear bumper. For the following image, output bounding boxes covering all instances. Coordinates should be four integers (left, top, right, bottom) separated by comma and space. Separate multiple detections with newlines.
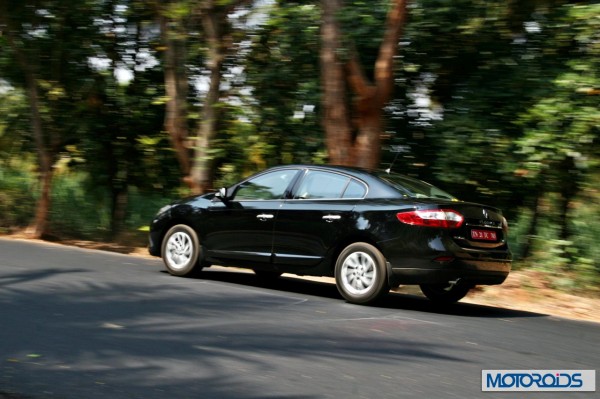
380, 235, 512, 286
387, 259, 511, 286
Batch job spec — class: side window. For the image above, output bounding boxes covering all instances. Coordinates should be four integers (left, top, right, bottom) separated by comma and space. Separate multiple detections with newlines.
295, 171, 352, 199
342, 179, 367, 198
234, 170, 298, 200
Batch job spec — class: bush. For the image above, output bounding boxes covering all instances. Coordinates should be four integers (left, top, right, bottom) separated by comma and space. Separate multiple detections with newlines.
0, 163, 37, 230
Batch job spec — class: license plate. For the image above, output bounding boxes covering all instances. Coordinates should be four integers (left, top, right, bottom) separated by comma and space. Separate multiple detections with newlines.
471, 229, 497, 241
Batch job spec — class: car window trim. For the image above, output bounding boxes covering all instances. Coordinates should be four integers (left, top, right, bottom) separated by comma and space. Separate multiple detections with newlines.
284, 197, 363, 202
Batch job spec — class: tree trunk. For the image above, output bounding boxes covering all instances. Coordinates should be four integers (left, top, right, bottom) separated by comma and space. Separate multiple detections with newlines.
190, 6, 224, 194
353, 111, 383, 169
556, 157, 579, 268
1, 12, 55, 238
160, 8, 192, 181
26, 69, 55, 238
111, 187, 129, 239
521, 192, 543, 260
30, 168, 54, 239
321, 0, 408, 169
320, 0, 354, 166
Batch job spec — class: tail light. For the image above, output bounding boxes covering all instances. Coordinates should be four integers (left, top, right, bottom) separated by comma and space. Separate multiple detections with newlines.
396, 209, 464, 228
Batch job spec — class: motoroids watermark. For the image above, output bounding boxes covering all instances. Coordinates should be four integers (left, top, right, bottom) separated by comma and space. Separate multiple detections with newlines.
482, 370, 596, 392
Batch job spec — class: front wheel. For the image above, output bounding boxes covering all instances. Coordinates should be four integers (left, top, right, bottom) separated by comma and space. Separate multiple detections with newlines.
335, 242, 389, 305
161, 224, 202, 276
420, 281, 472, 304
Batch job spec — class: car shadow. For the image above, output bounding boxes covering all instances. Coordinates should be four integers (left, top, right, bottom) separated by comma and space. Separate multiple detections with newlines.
181, 267, 548, 320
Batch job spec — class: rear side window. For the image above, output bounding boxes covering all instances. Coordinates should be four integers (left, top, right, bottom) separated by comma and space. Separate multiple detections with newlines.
342, 179, 367, 198
295, 171, 366, 199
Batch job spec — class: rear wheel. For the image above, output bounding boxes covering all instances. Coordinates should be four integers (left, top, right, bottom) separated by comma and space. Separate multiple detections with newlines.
420, 281, 472, 304
161, 224, 202, 276
335, 242, 389, 305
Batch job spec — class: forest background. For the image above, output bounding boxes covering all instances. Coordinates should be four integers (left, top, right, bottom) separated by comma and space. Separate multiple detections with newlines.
1, 0, 598, 295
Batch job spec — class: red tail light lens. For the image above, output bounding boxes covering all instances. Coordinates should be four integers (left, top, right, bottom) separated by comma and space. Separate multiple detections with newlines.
396, 209, 464, 228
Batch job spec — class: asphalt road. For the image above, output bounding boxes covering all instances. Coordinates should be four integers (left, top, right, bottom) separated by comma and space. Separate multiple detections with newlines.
1, 238, 598, 399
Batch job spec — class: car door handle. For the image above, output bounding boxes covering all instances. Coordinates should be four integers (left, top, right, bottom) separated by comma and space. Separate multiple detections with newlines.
322, 215, 342, 222
256, 214, 274, 221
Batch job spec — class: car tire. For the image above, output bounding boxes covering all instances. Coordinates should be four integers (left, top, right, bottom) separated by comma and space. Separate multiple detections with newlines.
335, 242, 389, 305
161, 224, 202, 277
419, 281, 472, 304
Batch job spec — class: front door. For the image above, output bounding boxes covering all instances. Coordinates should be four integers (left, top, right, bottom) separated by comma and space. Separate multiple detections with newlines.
203, 168, 300, 266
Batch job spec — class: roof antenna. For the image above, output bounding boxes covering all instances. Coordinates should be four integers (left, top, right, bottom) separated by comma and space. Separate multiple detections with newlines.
385, 145, 405, 173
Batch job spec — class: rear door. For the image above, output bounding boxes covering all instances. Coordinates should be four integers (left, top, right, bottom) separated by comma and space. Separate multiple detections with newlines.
272, 170, 367, 267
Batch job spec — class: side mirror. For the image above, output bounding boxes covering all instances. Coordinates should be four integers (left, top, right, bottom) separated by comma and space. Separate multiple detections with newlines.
215, 187, 230, 203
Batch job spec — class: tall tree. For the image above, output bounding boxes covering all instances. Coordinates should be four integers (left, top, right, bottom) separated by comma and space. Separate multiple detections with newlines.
0, 22, 51, 238
320, 0, 408, 168
189, 0, 230, 194
158, 0, 250, 193
159, 0, 193, 182
84, 0, 170, 237
0, 0, 95, 238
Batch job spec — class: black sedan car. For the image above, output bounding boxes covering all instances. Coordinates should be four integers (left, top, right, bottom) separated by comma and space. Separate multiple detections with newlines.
149, 165, 511, 305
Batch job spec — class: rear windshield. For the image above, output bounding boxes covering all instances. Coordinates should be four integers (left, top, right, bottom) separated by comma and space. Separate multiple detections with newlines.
375, 172, 458, 201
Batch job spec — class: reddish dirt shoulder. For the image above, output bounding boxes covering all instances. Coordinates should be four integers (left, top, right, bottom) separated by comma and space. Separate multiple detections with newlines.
463, 270, 600, 323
